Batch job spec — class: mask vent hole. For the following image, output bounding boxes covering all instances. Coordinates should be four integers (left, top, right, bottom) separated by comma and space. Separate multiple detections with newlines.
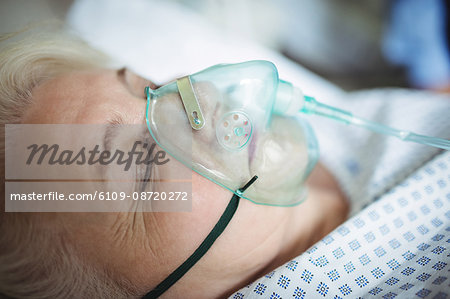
216, 111, 252, 151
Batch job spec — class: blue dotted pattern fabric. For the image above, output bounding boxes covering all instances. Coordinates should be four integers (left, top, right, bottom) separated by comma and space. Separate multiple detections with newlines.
231, 152, 450, 298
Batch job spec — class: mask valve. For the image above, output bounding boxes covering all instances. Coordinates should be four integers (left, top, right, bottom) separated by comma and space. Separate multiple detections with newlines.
216, 111, 252, 151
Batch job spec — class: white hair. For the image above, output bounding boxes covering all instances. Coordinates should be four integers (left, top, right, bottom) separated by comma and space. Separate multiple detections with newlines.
0, 25, 136, 298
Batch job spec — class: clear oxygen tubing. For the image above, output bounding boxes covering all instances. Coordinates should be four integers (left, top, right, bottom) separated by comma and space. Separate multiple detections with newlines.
300, 95, 450, 151
273, 80, 449, 151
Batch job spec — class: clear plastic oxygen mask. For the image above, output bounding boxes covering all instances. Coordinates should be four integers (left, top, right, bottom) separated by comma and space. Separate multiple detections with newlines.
145, 60, 450, 207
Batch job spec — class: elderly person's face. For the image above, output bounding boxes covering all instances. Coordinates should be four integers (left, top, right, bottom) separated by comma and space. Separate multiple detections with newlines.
23, 68, 348, 297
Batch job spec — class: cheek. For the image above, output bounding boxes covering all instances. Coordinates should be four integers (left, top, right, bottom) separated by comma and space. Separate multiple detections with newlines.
183, 173, 289, 276
190, 171, 231, 221
191, 171, 286, 253
190, 171, 287, 248
151, 172, 232, 251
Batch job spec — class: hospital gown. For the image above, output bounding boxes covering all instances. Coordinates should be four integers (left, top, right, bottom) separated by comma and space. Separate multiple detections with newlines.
231, 151, 450, 298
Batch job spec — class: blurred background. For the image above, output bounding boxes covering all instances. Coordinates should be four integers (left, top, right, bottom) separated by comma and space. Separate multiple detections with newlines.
1, 0, 449, 91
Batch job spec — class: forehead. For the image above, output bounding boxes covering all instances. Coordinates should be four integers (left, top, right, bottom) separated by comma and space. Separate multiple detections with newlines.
22, 69, 143, 124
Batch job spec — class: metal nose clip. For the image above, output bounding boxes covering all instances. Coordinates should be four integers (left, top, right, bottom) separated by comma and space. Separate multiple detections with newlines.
176, 76, 205, 130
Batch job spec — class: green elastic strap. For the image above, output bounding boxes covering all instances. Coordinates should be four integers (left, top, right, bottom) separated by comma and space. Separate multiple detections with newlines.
142, 175, 258, 299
